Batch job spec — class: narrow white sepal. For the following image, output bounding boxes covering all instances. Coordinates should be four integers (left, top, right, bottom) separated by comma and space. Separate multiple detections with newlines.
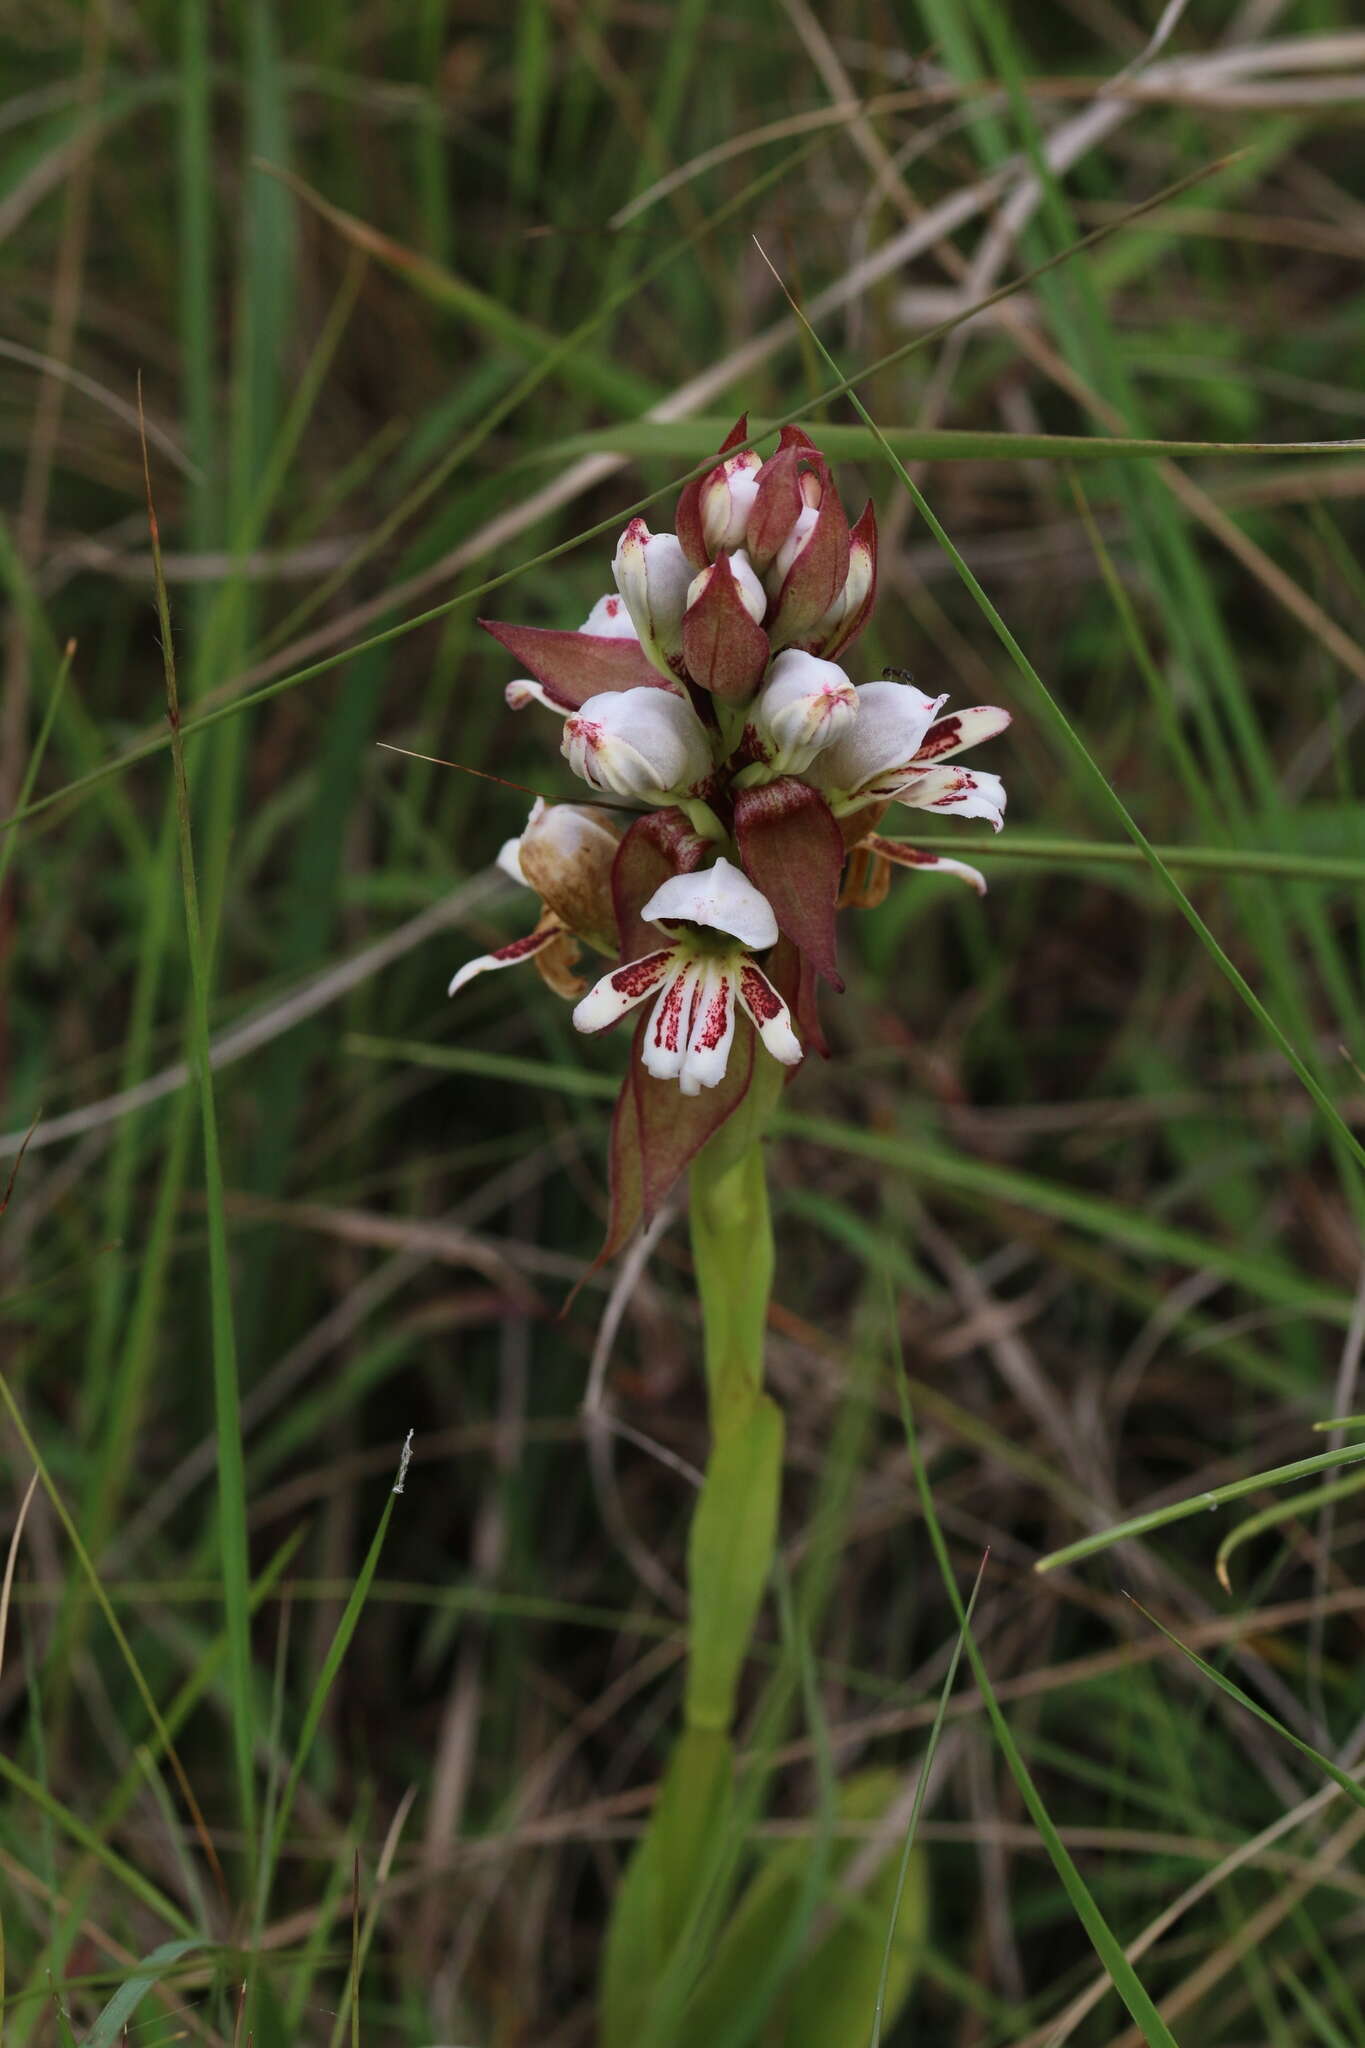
571, 946, 676, 1034
896, 765, 1007, 830
505, 677, 568, 716
736, 961, 804, 1068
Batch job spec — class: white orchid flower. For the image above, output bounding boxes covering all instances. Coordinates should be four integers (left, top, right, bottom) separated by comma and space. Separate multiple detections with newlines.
744, 649, 858, 779
572, 857, 802, 1096
562, 687, 714, 802
612, 518, 693, 678
811, 678, 1010, 827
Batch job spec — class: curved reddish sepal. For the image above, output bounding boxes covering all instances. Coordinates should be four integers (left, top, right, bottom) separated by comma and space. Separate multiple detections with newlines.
611, 808, 710, 959
769, 483, 849, 647
745, 444, 803, 574
769, 934, 827, 1059
480, 618, 663, 708
599, 1014, 757, 1258
675, 413, 748, 570
733, 776, 845, 990
681, 554, 771, 702
823, 500, 878, 660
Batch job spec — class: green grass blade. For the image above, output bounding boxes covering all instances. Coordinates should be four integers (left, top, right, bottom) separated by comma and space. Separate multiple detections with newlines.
1126, 1597, 1365, 1814
82, 1938, 209, 2048
259, 1433, 410, 1912
1036, 1441, 1365, 1574
1214, 1466, 1365, 1593
138, 403, 256, 1862
892, 1373, 1181, 2047
869, 1550, 986, 2048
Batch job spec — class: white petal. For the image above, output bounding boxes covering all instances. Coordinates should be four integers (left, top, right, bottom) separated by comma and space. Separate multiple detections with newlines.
642, 856, 778, 949
571, 946, 675, 1034
810, 679, 946, 803
867, 837, 987, 894
505, 677, 569, 716
678, 959, 737, 1095
449, 922, 562, 998
639, 958, 703, 1083
496, 835, 530, 885
736, 961, 804, 1068
912, 704, 1012, 764
749, 648, 857, 775
561, 687, 713, 799
581, 592, 640, 639
895, 765, 1007, 830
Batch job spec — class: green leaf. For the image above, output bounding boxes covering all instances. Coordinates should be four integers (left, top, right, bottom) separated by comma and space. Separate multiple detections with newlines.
600, 1728, 734, 2048
533, 416, 1365, 467
685, 1396, 784, 1733
681, 1771, 926, 2048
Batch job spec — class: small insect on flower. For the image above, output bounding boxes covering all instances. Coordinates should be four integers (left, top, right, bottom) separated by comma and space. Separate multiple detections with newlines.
448, 415, 1013, 1254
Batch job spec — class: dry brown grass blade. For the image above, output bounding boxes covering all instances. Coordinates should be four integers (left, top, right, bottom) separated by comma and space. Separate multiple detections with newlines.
0, 1469, 39, 1687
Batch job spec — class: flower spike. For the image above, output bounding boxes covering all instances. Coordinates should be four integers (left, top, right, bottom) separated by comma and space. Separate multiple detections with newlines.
458, 414, 1012, 1254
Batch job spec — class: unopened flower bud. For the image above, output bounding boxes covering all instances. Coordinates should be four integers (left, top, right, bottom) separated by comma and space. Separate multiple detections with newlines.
699, 451, 762, 555
748, 649, 858, 776
581, 592, 639, 639
612, 519, 692, 677
808, 524, 874, 655
766, 475, 822, 594
685, 547, 766, 626
562, 687, 713, 801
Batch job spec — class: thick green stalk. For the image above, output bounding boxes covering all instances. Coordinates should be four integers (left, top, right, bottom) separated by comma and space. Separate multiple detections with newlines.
600, 1126, 784, 2048
685, 1138, 783, 1732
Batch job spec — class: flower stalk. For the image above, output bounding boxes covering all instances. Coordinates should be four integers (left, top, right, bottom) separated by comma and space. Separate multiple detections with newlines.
684, 1133, 782, 1735
441, 415, 1014, 2041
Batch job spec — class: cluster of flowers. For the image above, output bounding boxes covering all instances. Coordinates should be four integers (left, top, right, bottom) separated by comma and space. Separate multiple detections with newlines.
449, 419, 1010, 1247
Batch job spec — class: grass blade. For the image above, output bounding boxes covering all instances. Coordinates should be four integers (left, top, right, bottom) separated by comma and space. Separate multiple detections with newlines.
1036, 1440, 1365, 1575
138, 390, 256, 1863
1126, 1596, 1365, 1813
892, 1371, 1181, 2047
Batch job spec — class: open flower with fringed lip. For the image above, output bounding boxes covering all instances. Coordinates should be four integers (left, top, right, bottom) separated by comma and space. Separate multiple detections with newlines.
450, 416, 1012, 1255
573, 859, 802, 1097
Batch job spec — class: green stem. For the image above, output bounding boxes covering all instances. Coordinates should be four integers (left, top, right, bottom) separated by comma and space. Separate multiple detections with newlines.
600, 1126, 786, 2047
684, 1136, 784, 1734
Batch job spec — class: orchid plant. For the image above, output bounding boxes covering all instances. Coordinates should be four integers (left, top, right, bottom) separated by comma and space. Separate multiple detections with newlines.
448, 418, 1011, 2041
